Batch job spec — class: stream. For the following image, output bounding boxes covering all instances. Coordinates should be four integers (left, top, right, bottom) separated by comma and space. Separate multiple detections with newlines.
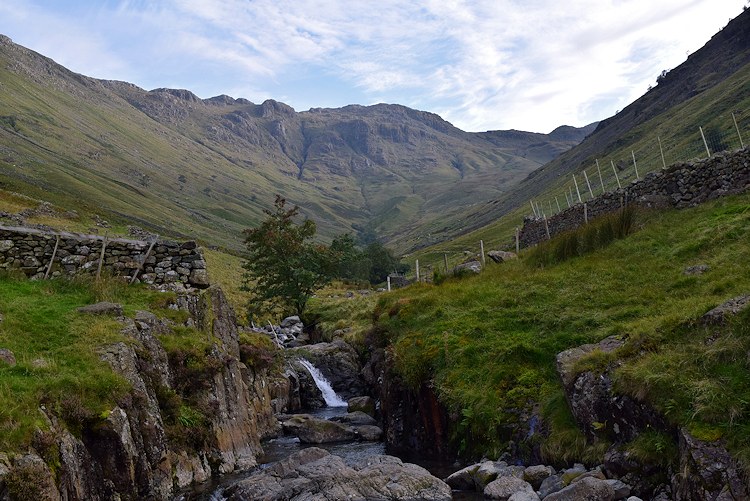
181, 360, 482, 500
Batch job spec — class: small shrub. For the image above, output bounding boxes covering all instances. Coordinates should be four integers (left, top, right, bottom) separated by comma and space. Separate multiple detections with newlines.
626, 430, 678, 469
238, 332, 280, 370
4, 462, 50, 500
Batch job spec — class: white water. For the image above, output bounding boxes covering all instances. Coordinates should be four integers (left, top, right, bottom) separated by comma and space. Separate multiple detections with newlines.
299, 359, 348, 407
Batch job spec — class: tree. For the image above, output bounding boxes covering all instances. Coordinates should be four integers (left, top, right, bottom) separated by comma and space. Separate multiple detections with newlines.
242, 196, 333, 318
364, 241, 409, 284
329, 233, 371, 283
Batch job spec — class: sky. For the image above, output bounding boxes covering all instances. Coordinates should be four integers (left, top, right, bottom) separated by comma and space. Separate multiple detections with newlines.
0, 1, 746, 133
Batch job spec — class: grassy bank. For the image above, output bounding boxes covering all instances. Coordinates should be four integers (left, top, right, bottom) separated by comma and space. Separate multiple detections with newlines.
0, 274, 177, 451
369, 191, 750, 463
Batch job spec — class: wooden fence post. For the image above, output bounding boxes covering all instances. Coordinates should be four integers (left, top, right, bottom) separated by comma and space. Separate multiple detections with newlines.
555, 196, 561, 212
515, 227, 520, 254
595, 159, 605, 193
584, 203, 588, 223
573, 175, 582, 203
632, 150, 639, 179
732, 112, 744, 148
544, 215, 551, 240
444, 253, 449, 273
610, 160, 622, 189
387, 276, 391, 292
44, 235, 60, 280
130, 236, 159, 284
658, 136, 667, 169
699, 126, 711, 158
480, 240, 485, 268
583, 170, 594, 199
415, 259, 420, 282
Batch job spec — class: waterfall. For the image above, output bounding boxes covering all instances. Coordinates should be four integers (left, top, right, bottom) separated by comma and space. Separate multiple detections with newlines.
299, 359, 348, 407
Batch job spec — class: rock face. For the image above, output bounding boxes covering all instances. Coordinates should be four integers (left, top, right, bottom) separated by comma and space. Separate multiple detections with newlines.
556, 336, 668, 442
223, 447, 452, 501
1, 286, 277, 499
671, 428, 749, 501
700, 294, 750, 325
288, 339, 367, 399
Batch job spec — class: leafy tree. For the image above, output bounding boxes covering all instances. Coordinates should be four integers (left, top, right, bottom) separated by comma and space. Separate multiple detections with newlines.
365, 241, 409, 284
329, 233, 371, 283
242, 196, 333, 318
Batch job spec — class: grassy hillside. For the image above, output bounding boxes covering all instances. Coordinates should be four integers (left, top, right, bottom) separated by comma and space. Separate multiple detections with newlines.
0, 35, 591, 253
367, 190, 750, 466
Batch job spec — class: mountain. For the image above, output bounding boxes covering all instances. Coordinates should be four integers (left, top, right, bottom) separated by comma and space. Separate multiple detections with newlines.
433, 7, 750, 243
0, 34, 592, 251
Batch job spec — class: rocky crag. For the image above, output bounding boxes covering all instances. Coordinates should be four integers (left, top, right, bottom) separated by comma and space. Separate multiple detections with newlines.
0, 286, 277, 500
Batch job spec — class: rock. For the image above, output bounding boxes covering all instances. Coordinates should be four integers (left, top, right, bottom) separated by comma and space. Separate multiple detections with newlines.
281, 414, 357, 443
330, 411, 377, 426
0, 240, 13, 252
224, 447, 452, 501
454, 260, 482, 274
539, 474, 565, 498
544, 476, 615, 501
509, 491, 541, 501
289, 359, 326, 409
280, 315, 301, 328
701, 294, 750, 325
488, 250, 518, 263
571, 466, 606, 483
6, 453, 61, 501
683, 264, 709, 275
0, 348, 16, 366
484, 476, 536, 500
626, 497, 644, 501
76, 301, 123, 316
556, 336, 668, 442
348, 395, 376, 416
605, 479, 632, 500
444, 463, 481, 491
353, 424, 383, 441
671, 427, 749, 500
523, 464, 553, 489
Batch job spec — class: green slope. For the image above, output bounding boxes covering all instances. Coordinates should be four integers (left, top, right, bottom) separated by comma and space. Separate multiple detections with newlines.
371, 191, 750, 466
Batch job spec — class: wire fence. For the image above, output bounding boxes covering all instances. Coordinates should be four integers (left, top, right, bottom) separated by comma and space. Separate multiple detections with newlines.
528, 111, 748, 219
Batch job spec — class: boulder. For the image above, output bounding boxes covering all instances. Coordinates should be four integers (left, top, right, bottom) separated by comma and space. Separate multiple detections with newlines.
223, 447, 452, 501
484, 475, 536, 500
605, 479, 632, 500
76, 301, 123, 316
487, 250, 518, 263
539, 474, 565, 498
353, 424, 383, 441
454, 260, 482, 274
330, 411, 377, 426
523, 464, 554, 489
544, 476, 615, 501
0, 348, 16, 366
348, 395, 376, 416
281, 414, 356, 443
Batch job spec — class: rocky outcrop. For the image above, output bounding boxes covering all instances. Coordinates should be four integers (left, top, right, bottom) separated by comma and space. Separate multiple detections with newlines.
671, 428, 749, 501
556, 336, 668, 442
487, 250, 518, 263
222, 447, 452, 501
0, 286, 277, 499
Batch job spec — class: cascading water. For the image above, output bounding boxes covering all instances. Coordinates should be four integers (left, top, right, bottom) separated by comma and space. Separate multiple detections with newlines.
298, 359, 348, 407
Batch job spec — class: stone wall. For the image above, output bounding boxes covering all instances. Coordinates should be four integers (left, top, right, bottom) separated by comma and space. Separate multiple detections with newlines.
0, 225, 209, 288
519, 147, 750, 248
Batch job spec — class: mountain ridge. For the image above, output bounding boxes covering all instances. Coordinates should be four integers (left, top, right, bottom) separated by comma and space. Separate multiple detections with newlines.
0, 33, 594, 250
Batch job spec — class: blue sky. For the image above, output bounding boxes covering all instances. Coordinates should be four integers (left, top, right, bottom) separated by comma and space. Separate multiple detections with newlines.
0, 1, 745, 133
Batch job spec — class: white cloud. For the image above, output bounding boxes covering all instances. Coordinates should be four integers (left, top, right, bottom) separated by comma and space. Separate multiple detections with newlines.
0, 0, 745, 132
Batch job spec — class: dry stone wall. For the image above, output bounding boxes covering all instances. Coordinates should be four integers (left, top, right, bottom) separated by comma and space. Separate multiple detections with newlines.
519, 147, 750, 248
0, 225, 209, 287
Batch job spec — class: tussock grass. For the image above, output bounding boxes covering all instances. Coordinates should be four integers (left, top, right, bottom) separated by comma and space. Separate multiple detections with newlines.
367, 191, 750, 462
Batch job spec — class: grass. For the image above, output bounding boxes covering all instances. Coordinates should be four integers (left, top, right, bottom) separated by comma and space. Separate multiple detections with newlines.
0, 274, 131, 449
364, 190, 750, 463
